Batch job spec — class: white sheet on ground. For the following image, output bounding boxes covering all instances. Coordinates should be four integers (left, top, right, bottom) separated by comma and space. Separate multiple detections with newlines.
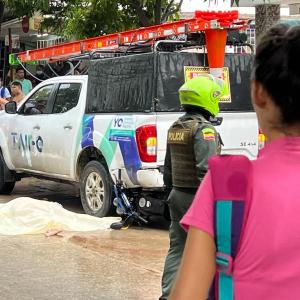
0, 197, 120, 235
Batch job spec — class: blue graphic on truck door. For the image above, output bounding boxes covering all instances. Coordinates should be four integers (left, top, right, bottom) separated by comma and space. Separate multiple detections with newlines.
109, 116, 141, 185
81, 115, 95, 148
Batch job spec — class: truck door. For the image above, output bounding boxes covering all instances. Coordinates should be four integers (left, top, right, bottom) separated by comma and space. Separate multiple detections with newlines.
7, 84, 55, 171
37, 81, 83, 177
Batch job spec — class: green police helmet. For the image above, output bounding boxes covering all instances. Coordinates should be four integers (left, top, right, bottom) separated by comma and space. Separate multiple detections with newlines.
179, 74, 225, 117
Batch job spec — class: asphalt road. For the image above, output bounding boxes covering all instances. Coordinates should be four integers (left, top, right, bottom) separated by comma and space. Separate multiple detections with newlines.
0, 177, 170, 300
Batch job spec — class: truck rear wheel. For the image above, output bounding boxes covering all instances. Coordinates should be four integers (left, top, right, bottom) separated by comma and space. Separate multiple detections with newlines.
80, 161, 113, 217
0, 154, 15, 194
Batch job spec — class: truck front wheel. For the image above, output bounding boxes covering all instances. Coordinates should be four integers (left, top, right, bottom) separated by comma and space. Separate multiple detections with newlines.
80, 161, 112, 217
0, 154, 15, 194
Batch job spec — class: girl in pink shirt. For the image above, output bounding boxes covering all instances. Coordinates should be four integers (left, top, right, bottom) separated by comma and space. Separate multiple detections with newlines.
170, 22, 300, 300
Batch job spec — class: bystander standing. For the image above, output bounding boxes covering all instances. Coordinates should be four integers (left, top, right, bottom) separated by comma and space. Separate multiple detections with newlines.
0, 81, 25, 109
15, 66, 32, 95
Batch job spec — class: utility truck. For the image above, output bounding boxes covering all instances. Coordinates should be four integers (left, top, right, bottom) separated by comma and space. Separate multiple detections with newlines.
0, 12, 258, 219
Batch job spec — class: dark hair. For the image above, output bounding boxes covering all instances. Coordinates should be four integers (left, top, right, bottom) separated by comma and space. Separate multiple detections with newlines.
16, 66, 24, 73
11, 81, 22, 90
252, 21, 300, 124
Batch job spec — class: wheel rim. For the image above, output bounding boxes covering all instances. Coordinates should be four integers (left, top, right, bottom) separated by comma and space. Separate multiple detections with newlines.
85, 171, 105, 212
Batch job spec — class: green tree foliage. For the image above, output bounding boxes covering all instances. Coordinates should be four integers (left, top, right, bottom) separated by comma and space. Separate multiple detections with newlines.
3, 0, 49, 17
1, 0, 184, 39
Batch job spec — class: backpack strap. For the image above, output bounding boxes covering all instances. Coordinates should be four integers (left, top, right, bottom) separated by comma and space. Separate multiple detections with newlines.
208, 155, 252, 300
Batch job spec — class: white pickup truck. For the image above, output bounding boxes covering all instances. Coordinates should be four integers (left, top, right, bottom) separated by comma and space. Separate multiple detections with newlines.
0, 51, 258, 218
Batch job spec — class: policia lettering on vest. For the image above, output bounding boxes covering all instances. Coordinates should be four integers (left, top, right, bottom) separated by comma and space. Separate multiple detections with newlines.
159, 75, 225, 300
167, 130, 188, 143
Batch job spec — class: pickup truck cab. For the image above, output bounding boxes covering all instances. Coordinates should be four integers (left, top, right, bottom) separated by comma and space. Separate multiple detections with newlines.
0, 51, 258, 218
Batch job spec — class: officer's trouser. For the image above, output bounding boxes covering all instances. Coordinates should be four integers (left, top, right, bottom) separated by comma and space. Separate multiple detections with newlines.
160, 187, 196, 300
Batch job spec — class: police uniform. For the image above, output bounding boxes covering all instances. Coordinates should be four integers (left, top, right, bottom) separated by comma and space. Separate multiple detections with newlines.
160, 111, 219, 299
159, 74, 225, 300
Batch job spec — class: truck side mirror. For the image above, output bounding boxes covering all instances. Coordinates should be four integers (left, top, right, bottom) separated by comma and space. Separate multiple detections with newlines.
5, 101, 17, 114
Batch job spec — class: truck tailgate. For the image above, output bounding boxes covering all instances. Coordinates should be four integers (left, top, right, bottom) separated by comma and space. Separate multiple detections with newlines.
156, 111, 259, 165
217, 112, 259, 159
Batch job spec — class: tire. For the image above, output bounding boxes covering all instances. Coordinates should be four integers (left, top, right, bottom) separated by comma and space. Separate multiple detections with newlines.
0, 155, 16, 194
80, 160, 113, 217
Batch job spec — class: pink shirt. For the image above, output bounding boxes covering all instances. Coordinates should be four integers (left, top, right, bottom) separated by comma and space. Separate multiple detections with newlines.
181, 136, 300, 299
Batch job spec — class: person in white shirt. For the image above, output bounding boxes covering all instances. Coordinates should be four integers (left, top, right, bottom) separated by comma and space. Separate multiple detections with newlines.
0, 81, 24, 110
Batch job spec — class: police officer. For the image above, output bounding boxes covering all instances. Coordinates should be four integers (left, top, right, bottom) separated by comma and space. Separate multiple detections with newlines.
160, 74, 225, 300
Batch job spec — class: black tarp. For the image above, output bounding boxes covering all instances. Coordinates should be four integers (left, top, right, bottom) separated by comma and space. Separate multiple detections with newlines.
223, 54, 253, 111
86, 53, 154, 113
155, 52, 206, 112
86, 52, 253, 113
